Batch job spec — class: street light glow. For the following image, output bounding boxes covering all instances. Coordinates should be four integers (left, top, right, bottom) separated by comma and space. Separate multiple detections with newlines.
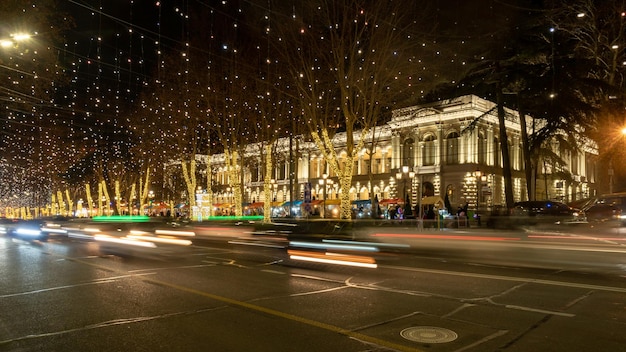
12, 33, 32, 41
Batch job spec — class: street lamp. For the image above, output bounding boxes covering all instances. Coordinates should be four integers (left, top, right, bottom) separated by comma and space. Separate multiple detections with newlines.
0, 32, 32, 48
318, 173, 328, 218
473, 169, 487, 225
608, 127, 626, 194
395, 166, 415, 204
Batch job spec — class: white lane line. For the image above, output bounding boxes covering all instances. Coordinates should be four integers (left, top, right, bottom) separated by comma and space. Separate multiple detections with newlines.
381, 264, 626, 293
288, 286, 350, 297
1, 280, 116, 298
261, 269, 286, 275
504, 305, 575, 317
1, 273, 159, 298
127, 264, 216, 273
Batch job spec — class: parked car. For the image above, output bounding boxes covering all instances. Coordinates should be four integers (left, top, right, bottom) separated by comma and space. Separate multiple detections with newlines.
512, 200, 585, 225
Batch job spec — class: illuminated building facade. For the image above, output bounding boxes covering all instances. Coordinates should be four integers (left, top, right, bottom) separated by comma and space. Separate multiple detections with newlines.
202, 95, 597, 212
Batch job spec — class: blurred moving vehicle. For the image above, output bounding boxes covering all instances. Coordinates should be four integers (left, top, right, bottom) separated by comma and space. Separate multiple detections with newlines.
512, 200, 585, 225
571, 193, 626, 226
582, 203, 622, 223
4, 219, 48, 241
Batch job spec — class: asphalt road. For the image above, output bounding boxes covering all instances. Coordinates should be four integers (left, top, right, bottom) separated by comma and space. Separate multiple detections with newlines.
1, 221, 625, 351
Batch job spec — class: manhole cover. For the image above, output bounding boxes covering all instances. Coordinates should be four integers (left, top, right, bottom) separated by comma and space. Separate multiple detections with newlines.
400, 326, 458, 343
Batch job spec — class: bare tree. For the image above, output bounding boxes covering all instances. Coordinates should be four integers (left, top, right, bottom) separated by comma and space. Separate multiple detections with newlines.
274, 0, 432, 219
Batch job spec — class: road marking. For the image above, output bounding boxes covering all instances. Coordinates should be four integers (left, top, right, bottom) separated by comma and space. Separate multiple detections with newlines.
260, 269, 286, 275
504, 305, 575, 317
58, 256, 426, 352
0, 280, 115, 298
381, 265, 626, 293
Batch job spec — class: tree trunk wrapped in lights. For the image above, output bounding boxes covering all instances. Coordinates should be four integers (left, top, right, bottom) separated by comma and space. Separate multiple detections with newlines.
139, 169, 151, 215
311, 128, 368, 219
65, 189, 74, 217
115, 181, 121, 215
130, 183, 136, 215
101, 181, 111, 216
224, 149, 243, 217
181, 159, 197, 208
263, 144, 273, 223
97, 182, 103, 216
86, 183, 94, 217
205, 156, 214, 218
57, 191, 65, 216
50, 194, 57, 216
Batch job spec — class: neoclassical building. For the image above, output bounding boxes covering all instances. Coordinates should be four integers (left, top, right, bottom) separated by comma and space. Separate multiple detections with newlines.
204, 95, 597, 213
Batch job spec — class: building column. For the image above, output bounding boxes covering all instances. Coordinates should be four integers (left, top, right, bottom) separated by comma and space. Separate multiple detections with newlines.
436, 125, 443, 166
487, 127, 494, 167
391, 132, 400, 170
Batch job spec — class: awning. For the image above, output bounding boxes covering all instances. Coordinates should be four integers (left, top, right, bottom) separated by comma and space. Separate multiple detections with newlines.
351, 199, 371, 206
248, 202, 264, 208
379, 198, 404, 206
174, 203, 188, 209
149, 202, 170, 210
213, 203, 233, 208
281, 200, 304, 207
308, 199, 324, 206
420, 196, 445, 207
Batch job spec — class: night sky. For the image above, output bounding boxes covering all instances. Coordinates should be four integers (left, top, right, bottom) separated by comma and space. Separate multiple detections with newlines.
5, 0, 624, 209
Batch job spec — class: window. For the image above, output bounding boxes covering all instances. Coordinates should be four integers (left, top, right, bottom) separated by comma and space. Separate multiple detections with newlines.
446, 132, 459, 165
403, 138, 415, 167
373, 157, 381, 174
250, 166, 259, 182
362, 158, 370, 175
422, 135, 436, 166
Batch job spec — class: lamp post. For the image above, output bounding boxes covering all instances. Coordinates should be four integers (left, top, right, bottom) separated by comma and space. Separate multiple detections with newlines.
473, 169, 486, 225
608, 127, 626, 194
318, 173, 328, 218
395, 166, 416, 217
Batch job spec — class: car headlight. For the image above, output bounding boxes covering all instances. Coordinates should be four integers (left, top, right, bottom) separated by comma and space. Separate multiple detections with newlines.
16, 228, 42, 237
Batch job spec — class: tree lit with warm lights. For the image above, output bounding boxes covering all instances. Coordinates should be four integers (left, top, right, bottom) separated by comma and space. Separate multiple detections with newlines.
2, 0, 626, 217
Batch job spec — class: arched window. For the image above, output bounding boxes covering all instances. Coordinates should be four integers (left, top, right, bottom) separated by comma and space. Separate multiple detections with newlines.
250, 165, 259, 182
403, 138, 415, 167
278, 160, 286, 179
446, 132, 460, 165
422, 135, 436, 166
